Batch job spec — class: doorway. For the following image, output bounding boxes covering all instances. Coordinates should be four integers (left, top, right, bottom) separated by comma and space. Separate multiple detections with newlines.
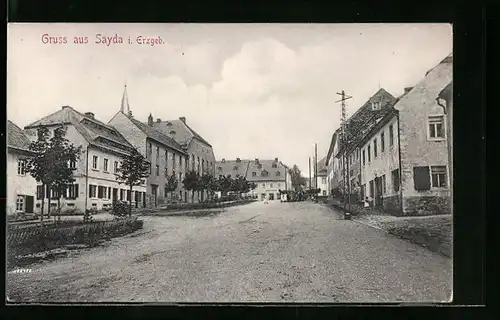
374, 176, 383, 208
151, 185, 158, 207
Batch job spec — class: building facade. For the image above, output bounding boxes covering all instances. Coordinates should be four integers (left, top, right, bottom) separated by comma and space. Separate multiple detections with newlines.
314, 157, 328, 196
216, 158, 291, 201
7, 121, 38, 217
24, 106, 147, 214
108, 87, 189, 206
150, 115, 216, 203
359, 54, 452, 216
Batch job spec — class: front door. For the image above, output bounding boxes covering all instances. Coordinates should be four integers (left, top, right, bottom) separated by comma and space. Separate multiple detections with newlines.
25, 195, 34, 213
375, 177, 383, 208
151, 185, 158, 207
112, 188, 118, 202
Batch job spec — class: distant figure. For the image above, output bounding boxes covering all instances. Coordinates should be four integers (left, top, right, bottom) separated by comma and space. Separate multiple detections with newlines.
264, 195, 269, 204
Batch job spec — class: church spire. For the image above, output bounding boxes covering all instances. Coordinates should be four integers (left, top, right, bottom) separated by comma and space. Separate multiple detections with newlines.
121, 83, 131, 116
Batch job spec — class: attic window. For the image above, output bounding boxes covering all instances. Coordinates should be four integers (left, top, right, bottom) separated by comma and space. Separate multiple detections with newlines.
276, 171, 281, 176
233, 166, 238, 170
170, 130, 176, 135
272, 163, 277, 168
371, 101, 381, 110
166, 122, 172, 126
261, 170, 268, 176
252, 172, 256, 177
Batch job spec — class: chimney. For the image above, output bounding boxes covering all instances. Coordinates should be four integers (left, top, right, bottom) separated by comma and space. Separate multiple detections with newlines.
255, 158, 259, 163
147, 113, 153, 126
62, 105, 70, 109
404, 87, 413, 94
85, 112, 95, 119
179, 117, 186, 124
221, 158, 226, 163
236, 158, 241, 162
156, 118, 161, 123
275, 157, 278, 162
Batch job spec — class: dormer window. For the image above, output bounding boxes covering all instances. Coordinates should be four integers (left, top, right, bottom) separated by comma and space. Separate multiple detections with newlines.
166, 122, 172, 126
371, 101, 381, 110
170, 130, 176, 135
272, 163, 277, 168
276, 171, 281, 176
261, 170, 268, 176
252, 172, 256, 177
233, 166, 238, 170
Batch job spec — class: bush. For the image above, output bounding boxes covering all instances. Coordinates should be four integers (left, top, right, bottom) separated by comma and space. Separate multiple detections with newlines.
112, 200, 129, 217
83, 209, 94, 223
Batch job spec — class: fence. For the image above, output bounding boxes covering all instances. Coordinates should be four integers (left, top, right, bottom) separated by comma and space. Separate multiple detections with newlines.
7, 217, 140, 248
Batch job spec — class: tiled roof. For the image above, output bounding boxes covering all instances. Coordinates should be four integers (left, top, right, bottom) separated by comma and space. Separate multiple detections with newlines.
7, 120, 32, 152
129, 117, 187, 155
216, 159, 287, 182
152, 119, 212, 148
356, 108, 399, 148
325, 130, 339, 167
25, 106, 134, 154
336, 88, 397, 157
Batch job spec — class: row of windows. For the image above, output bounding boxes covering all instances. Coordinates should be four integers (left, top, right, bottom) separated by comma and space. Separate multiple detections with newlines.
36, 184, 79, 200
88, 184, 145, 202
256, 182, 282, 189
18, 159, 77, 176
92, 155, 119, 173
361, 123, 396, 166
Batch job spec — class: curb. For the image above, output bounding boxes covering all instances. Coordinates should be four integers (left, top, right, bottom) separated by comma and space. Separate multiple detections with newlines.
352, 219, 389, 233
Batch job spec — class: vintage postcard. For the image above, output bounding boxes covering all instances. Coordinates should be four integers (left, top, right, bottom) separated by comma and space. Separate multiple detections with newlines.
6, 23, 453, 303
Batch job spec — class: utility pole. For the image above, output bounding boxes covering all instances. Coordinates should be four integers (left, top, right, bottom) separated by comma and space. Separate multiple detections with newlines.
308, 157, 312, 192
314, 143, 318, 190
335, 90, 352, 214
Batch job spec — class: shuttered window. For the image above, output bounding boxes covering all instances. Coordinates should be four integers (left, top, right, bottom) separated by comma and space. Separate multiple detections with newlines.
413, 166, 431, 191
392, 169, 400, 192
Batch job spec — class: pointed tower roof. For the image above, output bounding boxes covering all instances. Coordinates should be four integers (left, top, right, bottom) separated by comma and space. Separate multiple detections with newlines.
121, 84, 130, 115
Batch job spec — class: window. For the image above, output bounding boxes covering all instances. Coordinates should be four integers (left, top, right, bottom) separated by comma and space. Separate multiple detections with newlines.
103, 158, 109, 172
148, 142, 152, 157
120, 189, 124, 200
98, 186, 105, 199
233, 166, 238, 170
367, 146, 371, 162
252, 172, 256, 177
102, 186, 108, 199
391, 169, 400, 192
362, 150, 366, 166
165, 184, 168, 197
270, 183, 274, 188
127, 190, 131, 201
381, 175, 386, 194
17, 159, 26, 175
278, 183, 281, 188
428, 115, 445, 139
36, 185, 45, 200
272, 163, 277, 168
179, 172, 182, 183
262, 170, 268, 176
413, 166, 431, 191
389, 124, 394, 147
148, 162, 152, 174
92, 156, 98, 170
68, 184, 79, 199
156, 146, 160, 158
156, 165, 160, 176
114, 161, 119, 173
381, 132, 385, 152
431, 166, 447, 188
108, 187, 111, 199
322, 177, 327, 184
276, 171, 281, 176
173, 154, 176, 167
165, 167, 168, 177
89, 185, 97, 198
16, 195, 24, 212
373, 138, 378, 158
70, 160, 77, 169
371, 101, 381, 110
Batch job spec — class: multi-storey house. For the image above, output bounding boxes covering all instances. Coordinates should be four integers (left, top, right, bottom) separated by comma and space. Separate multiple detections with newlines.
333, 88, 398, 202
149, 115, 216, 203
7, 120, 37, 217
108, 86, 189, 206
358, 54, 452, 216
24, 106, 147, 213
216, 158, 291, 201
314, 157, 328, 196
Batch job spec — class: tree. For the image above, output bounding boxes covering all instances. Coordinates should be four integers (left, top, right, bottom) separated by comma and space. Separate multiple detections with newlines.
115, 147, 150, 217
288, 165, 306, 191
218, 174, 233, 197
24, 126, 82, 225
200, 173, 216, 201
165, 174, 178, 203
182, 170, 200, 203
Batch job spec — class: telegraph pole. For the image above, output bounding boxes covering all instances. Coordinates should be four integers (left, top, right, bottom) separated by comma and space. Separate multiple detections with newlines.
308, 157, 312, 192
335, 90, 352, 215
314, 143, 318, 190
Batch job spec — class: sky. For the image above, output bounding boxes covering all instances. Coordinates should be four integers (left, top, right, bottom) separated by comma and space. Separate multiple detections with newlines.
7, 23, 452, 175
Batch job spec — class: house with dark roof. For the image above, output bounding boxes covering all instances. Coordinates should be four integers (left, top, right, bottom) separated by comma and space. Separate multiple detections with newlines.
23, 105, 147, 214
108, 85, 191, 206
328, 88, 398, 202
357, 54, 452, 216
7, 120, 38, 216
215, 158, 292, 201
149, 114, 216, 203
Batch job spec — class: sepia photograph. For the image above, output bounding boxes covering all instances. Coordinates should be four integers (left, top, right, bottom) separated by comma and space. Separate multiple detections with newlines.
6, 23, 453, 303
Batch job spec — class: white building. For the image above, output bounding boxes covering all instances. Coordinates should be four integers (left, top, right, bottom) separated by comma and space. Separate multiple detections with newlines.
314, 157, 328, 196
7, 120, 37, 217
24, 106, 147, 213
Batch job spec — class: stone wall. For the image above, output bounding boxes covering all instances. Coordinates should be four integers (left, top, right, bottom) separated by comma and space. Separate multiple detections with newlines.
403, 196, 451, 216
383, 194, 401, 215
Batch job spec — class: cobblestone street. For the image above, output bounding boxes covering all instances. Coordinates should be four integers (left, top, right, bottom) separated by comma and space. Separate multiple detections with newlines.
7, 201, 452, 303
